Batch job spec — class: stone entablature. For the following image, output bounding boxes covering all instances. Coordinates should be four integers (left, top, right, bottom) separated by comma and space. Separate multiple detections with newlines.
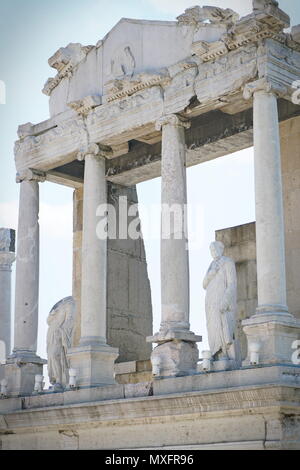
1, 368, 300, 449
14, 5, 300, 179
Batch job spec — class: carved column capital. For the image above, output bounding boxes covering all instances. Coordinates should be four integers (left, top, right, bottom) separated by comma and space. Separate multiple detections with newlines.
0, 252, 16, 270
291, 79, 300, 105
155, 114, 191, 132
243, 78, 287, 100
77, 143, 113, 161
16, 169, 46, 184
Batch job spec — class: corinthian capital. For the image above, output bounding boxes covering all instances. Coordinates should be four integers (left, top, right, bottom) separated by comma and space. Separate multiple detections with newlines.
16, 168, 46, 183
243, 78, 287, 100
155, 114, 191, 132
77, 143, 113, 161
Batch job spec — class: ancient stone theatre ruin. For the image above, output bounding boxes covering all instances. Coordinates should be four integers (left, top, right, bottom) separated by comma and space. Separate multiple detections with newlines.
1, 0, 300, 450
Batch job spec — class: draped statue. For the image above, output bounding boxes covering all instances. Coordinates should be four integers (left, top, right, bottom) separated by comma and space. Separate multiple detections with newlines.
47, 297, 75, 388
203, 241, 237, 362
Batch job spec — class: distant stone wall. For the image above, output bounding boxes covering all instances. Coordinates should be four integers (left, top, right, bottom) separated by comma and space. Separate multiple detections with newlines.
72, 183, 153, 362
281, 116, 300, 320
216, 223, 257, 361
106, 183, 153, 362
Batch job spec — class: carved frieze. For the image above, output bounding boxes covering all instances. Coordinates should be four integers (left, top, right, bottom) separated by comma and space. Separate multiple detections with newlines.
14, 116, 88, 173
68, 95, 102, 116
104, 72, 170, 103
14, 5, 300, 176
257, 39, 300, 97
195, 44, 258, 106
87, 86, 164, 145
163, 61, 198, 115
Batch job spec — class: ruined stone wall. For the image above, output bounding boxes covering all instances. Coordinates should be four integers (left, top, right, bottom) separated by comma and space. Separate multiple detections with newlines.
72, 183, 153, 362
281, 116, 300, 320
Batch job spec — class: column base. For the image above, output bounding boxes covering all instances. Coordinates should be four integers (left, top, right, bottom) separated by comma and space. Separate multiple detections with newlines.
147, 330, 201, 345
242, 313, 300, 366
68, 344, 119, 387
5, 353, 46, 397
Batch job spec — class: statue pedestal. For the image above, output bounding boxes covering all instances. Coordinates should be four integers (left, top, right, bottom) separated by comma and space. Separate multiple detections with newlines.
5, 353, 46, 397
242, 314, 300, 366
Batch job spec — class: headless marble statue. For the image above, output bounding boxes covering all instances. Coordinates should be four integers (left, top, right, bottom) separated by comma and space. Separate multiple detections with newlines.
47, 297, 75, 389
203, 241, 238, 363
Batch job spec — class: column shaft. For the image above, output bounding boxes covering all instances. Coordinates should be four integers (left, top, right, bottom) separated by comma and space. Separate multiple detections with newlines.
241, 80, 300, 367
0, 257, 14, 357
147, 115, 201, 378
0, 229, 15, 381
160, 120, 189, 331
14, 180, 40, 353
80, 154, 107, 345
253, 90, 288, 314
68, 148, 118, 387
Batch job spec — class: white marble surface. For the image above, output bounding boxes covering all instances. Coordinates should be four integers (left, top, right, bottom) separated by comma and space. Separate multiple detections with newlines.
252, 86, 288, 314
14, 180, 40, 354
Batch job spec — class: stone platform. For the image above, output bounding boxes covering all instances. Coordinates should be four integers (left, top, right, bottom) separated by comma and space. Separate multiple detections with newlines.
1, 365, 300, 450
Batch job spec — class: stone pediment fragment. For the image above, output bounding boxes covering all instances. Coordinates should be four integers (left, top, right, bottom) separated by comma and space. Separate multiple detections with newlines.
48, 43, 93, 72
17, 122, 35, 139
177, 5, 239, 27
43, 43, 94, 96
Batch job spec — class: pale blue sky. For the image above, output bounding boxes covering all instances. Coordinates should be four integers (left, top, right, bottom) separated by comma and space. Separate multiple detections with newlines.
0, 0, 299, 362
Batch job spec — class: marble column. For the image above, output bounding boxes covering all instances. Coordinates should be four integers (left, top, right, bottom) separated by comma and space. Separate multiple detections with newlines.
72, 187, 83, 348
68, 144, 118, 387
242, 79, 300, 365
5, 170, 46, 396
147, 115, 201, 378
0, 229, 15, 381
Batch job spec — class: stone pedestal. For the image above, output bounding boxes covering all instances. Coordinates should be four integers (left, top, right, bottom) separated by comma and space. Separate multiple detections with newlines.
68, 146, 118, 386
0, 229, 15, 381
243, 314, 300, 366
242, 80, 300, 365
5, 355, 46, 397
147, 115, 201, 378
68, 344, 119, 387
